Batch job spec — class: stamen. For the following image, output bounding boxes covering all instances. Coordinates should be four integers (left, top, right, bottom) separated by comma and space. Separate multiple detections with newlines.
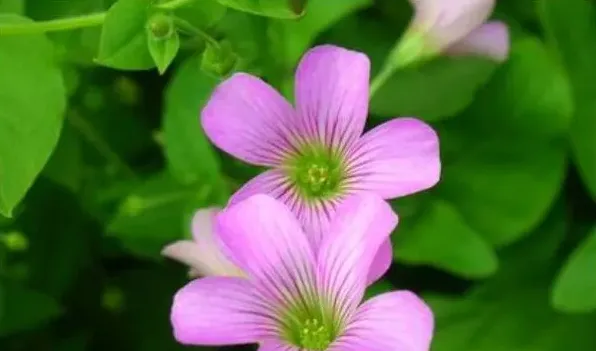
284, 144, 346, 201
299, 318, 332, 350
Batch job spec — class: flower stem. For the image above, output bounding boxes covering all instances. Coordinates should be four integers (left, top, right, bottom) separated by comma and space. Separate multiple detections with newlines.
0, 13, 106, 36
0, 0, 196, 36
173, 17, 219, 48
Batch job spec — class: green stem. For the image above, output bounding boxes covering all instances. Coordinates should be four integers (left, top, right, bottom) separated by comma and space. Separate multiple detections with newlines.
0, 0, 196, 36
173, 17, 219, 48
0, 13, 105, 36
156, 0, 195, 10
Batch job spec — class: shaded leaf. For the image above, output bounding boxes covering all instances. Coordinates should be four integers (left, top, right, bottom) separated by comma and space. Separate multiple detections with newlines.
539, 0, 596, 199
552, 226, 596, 313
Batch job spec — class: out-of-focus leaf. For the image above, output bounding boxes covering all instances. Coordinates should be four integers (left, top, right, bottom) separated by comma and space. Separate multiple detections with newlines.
0, 15, 66, 217
96, 267, 195, 351
43, 124, 83, 193
107, 172, 214, 258
269, 0, 372, 70
25, 0, 105, 64
217, 0, 306, 18
216, 9, 269, 74
552, 226, 596, 313
163, 56, 224, 187
371, 57, 497, 121
0, 279, 62, 337
0, 0, 24, 13
440, 35, 570, 247
428, 215, 596, 351
19, 180, 95, 298
393, 33, 570, 278
395, 198, 498, 278
97, 0, 154, 70
539, 0, 596, 200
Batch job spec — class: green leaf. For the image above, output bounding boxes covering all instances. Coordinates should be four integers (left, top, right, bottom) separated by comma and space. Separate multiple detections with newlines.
395, 198, 498, 278
96, 0, 154, 70
26, 0, 105, 64
429, 287, 596, 351
42, 123, 83, 193
163, 56, 224, 187
0, 279, 62, 337
0, 15, 66, 217
0, 0, 24, 13
146, 16, 180, 74
392, 33, 570, 278
107, 172, 213, 258
439, 35, 570, 247
552, 226, 596, 313
429, 216, 596, 351
269, 0, 371, 70
539, 0, 596, 199
173, 0, 226, 29
217, 0, 306, 18
19, 180, 96, 298
105, 267, 194, 351
370, 57, 497, 121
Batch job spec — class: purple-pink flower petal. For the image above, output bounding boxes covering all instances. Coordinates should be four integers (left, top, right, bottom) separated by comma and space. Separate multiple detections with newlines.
346, 117, 441, 198
163, 208, 244, 277
331, 291, 434, 351
410, 0, 496, 51
170, 276, 269, 346
367, 238, 394, 285
201, 73, 297, 166
215, 194, 317, 306
229, 170, 295, 206
446, 21, 510, 62
258, 338, 300, 351
294, 45, 370, 151
316, 194, 398, 323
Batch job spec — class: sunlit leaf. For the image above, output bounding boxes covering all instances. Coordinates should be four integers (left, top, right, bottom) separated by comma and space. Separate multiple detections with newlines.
0, 15, 66, 217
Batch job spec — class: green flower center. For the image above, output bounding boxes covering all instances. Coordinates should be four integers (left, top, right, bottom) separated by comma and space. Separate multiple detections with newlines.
282, 308, 339, 350
284, 144, 346, 200
298, 318, 332, 350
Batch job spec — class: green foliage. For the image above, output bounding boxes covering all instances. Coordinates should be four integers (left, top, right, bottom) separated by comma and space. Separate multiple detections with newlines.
0, 0, 595, 349
217, 0, 307, 19
539, 0, 596, 200
0, 279, 62, 336
146, 14, 180, 74
0, 15, 66, 217
552, 226, 596, 313
97, 0, 154, 70
393, 32, 570, 278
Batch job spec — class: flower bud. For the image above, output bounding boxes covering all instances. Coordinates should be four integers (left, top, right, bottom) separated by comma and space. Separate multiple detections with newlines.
200, 40, 238, 78
147, 13, 175, 41
392, 0, 508, 68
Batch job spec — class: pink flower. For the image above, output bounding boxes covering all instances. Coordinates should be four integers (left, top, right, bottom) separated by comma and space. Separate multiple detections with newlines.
408, 0, 509, 61
201, 45, 441, 284
161, 208, 244, 278
170, 194, 434, 351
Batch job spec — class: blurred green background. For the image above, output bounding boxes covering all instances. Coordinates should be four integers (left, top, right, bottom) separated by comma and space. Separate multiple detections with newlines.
1, 0, 595, 350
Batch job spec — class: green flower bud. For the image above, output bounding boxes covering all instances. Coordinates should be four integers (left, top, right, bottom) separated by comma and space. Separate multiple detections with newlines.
201, 40, 238, 78
146, 13, 175, 41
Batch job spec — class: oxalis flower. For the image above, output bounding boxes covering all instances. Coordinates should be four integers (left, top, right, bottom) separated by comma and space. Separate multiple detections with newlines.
170, 194, 434, 350
405, 0, 509, 62
201, 45, 441, 284
161, 208, 243, 278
